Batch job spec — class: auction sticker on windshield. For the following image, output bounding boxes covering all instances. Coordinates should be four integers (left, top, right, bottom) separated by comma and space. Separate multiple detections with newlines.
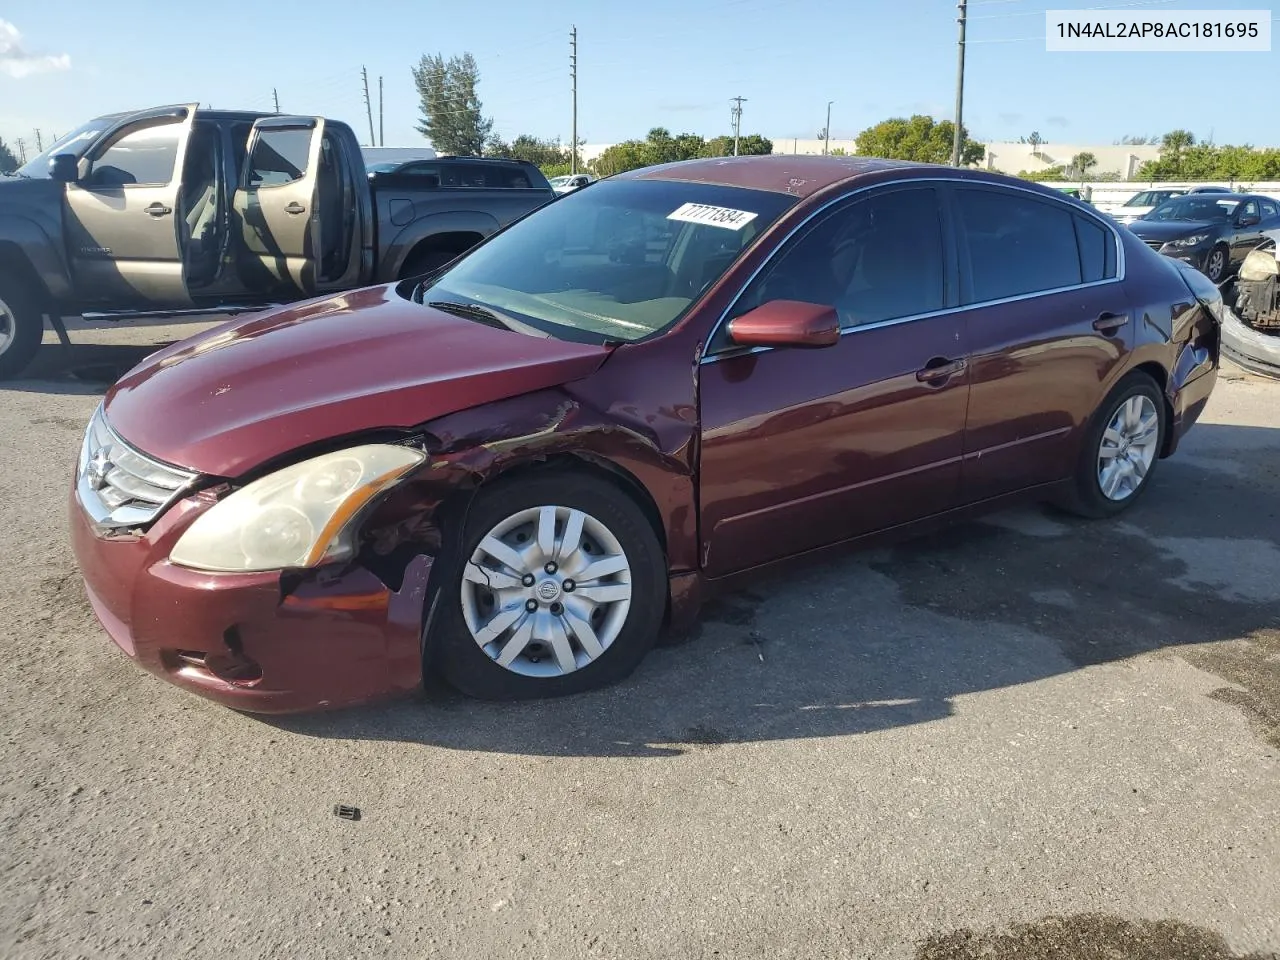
667, 203, 759, 230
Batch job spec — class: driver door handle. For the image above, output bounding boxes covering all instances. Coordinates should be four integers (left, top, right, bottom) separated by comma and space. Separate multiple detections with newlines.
916, 357, 967, 384
1093, 311, 1128, 334
284, 201, 307, 215
145, 203, 172, 217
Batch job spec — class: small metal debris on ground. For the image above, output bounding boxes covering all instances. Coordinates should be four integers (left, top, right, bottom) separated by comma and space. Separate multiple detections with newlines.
333, 804, 362, 821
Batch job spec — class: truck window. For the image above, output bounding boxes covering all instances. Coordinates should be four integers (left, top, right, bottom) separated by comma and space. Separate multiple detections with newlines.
248, 128, 313, 186
88, 122, 182, 187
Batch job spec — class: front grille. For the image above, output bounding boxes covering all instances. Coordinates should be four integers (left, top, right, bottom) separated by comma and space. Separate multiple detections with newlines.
1144, 240, 1165, 251
77, 406, 197, 531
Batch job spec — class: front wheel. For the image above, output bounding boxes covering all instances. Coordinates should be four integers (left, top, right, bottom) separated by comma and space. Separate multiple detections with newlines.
1205, 244, 1230, 284
0, 278, 46, 379
1061, 372, 1166, 519
429, 471, 667, 700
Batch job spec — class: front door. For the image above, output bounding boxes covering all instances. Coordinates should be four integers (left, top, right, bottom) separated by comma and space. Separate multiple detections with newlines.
951, 185, 1133, 502
64, 104, 197, 306
232, 116, 326, 296
697, 184, 970, 578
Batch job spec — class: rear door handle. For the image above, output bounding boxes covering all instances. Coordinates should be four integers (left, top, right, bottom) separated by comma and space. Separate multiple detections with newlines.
284, 201, 307, 215
1092, 311, 1128, 334
145, 203, 172, 217
916, 357, 968, 384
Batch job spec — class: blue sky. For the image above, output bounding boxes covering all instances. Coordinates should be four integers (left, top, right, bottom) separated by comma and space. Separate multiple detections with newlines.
1, 0, 1275, 155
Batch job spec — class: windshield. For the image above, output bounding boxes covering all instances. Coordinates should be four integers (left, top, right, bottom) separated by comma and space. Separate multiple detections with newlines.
409, 178, 797, 343
14, 119, 110, 177
1147, 196, 1241, 223
366, 162, 400, 174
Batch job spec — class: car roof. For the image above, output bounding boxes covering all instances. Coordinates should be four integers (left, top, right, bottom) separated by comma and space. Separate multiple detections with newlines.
433, 155, 537, 166
615, 154, 1090, 202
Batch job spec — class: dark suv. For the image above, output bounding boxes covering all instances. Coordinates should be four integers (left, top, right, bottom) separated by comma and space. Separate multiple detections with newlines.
366, 156, 551, 191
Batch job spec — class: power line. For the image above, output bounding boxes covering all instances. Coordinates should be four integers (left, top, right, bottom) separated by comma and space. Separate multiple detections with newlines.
730, 96, 747, 155
570, 25, 578, 174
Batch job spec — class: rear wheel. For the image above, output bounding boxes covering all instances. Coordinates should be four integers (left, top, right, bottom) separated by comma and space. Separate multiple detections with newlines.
429, 471, 666, 700
0, 278, 45, 379
1061, 372, 1166, 519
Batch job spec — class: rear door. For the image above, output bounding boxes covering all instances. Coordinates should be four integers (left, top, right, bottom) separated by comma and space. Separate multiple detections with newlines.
232, 116, 325, 295
1229, 199, 1265, 266
64, 104, 197, 306
952, 184, 1132, 503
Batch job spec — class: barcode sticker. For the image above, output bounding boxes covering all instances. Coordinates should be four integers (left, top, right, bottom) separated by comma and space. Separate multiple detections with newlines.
667, 202, 759, 231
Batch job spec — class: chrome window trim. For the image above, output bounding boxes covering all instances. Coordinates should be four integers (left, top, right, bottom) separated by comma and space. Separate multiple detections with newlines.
699, 175, 1127, 365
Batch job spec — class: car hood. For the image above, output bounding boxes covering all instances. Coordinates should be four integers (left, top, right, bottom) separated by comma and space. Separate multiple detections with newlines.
0, 175, 61, 209
101, 285, 611, 477
1129, 219, 1219, 242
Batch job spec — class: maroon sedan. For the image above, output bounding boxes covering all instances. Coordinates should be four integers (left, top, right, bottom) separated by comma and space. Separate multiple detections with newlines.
69, 156, 1222, 712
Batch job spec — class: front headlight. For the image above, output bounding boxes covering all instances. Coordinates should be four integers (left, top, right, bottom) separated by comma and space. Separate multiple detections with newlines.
1167, 233, 1211, 248
170, 444, 425, 573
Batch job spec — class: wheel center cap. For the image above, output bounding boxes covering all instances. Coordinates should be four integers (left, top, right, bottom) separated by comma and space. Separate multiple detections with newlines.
535, 579, 562, 604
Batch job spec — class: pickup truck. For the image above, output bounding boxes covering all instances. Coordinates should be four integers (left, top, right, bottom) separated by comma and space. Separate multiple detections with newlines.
0, 103, 556, 377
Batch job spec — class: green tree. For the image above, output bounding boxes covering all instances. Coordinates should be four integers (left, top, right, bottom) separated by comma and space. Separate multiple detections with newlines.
1021, 130, 1044, 156
486, 134, 571, 168
855, 115, 984, 167
0, 137, 18, 174
1069, 152, 1097, 179
411, 52, 493, 156
1018, 165, 1067, 181
700, 134, 773, 157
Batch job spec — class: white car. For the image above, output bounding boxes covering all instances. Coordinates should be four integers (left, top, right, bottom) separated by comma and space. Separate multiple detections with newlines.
1112, 188, 1187, 224
550, 173, 594, 195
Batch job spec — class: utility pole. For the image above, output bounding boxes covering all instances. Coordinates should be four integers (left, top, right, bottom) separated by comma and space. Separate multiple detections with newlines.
34, 129, 43, 152
730, 96, 746, 156
15, 138, 26, 164
824, 100, 833, 155
950, 0, 967, 167
378, 75, 385, 146
569, 25, 578, 174
272, 88, 280, 113
361, 66, 376, 147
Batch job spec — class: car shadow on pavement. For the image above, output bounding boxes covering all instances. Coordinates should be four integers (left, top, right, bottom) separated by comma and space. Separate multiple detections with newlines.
267, 422, 1280, 758
3, 341, 173, 396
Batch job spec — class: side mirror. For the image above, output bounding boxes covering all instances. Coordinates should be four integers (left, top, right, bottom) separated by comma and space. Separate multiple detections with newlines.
726, 300, 840, 349
1238, 213, 1261, 227
49, 153, 79, 183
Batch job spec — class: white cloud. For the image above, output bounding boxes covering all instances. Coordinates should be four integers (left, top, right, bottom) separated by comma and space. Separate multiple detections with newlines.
0, 20, 71, 79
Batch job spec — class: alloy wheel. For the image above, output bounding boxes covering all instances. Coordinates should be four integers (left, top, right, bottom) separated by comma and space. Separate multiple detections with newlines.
0, 296, 14, 358
459, 505, 633, 678
1207, 248, 1227, 283
1096, 394, 1160, 501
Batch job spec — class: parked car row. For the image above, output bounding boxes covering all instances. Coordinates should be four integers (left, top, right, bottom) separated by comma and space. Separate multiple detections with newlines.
65, 155, 1224, 713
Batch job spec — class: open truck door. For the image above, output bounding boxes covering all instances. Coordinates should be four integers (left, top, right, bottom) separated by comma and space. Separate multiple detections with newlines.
63, 103, 199, 307
233, 116, 328, 296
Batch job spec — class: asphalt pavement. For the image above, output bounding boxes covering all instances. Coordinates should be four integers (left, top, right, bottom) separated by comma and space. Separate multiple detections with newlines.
2, 320, 1278, 960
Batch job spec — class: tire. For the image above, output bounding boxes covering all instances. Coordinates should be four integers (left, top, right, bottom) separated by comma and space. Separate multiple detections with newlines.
428, 470, 667, 701
1060, 371, 1167, 519
1205, 244, 1230, 284
0, 277, 46, 380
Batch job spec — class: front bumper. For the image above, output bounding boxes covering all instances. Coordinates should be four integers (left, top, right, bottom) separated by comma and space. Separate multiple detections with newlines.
69, 487, 432, 714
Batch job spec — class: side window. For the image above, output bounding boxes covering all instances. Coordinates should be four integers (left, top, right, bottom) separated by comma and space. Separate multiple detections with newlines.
247, 128, 313, 186
1129, 192, 1151, 206
88, 121, 182, 186
957, 188, 1082, 302
1262, 200, 1279, 219
729, 186, 946, 334
1241, 200, 1259, 220
1072, 215, 1115, 283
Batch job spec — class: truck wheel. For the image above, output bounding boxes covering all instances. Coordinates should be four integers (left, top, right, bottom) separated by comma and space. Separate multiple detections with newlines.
0, 279, 45, 380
